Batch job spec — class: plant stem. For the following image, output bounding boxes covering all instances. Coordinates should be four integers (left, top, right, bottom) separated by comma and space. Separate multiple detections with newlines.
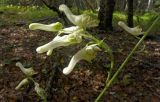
95, 15, 160, 102
101, 42, 114, 83
83, 32, 114, 81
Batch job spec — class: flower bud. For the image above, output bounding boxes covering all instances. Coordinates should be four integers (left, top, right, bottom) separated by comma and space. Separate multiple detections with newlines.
16, 62, 37, 76
34, 83, 47, 101
15, 78, 29, 90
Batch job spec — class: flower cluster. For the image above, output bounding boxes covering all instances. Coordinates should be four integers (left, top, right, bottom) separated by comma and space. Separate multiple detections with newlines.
16, 62, 47, 101
15, 3, 146, 102
29, 4, 101, 75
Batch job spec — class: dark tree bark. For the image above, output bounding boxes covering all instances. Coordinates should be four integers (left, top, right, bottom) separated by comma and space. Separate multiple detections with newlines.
105, 0, 115, 31
127, 0, 133, 27
98, 0, 106, 30
98, 0, 115, 31
41, 0, 61, 17
41, 0, 69, 24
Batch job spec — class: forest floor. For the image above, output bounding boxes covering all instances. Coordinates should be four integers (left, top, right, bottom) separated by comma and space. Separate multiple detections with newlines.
0, 25, 160, 102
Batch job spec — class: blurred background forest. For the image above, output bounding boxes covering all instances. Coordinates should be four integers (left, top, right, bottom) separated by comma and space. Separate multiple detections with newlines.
0, 0, 160, 30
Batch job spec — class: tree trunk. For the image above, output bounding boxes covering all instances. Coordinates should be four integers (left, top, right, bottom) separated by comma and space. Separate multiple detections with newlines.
98, 0, 115, 31
146, 0, 153, 11
105, 0, 115, 31
127, 0, 133, 27
41, 0, 61, 17
98, 0, 106, 30
41, 0, 69, 24
125, 0, 128, 11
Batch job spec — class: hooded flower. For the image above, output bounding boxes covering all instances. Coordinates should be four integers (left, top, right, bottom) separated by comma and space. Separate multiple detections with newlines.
15, 78, 29, 90
36, 29, 83, 56
58, 26, 80, 34
16, 62, 37, 76
59, 4, 99, 28
118, 21, 144, 36
63, 44, 101, 75
29, 22, 63, 32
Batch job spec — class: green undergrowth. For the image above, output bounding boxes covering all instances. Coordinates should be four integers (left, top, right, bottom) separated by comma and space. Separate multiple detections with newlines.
113, 11, 159, 31
0, 5, 159, 31
76, 10, 159, 31
0, 5, 57, 25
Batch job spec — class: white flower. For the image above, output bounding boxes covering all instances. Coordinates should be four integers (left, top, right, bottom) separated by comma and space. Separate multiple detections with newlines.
16, 62, 37, 76
59, 4, 99, 28
118, 21, 144, 36
15, 78, 29, 90
36, 30, 83, 56
58, 26, 80, 34
63, 44, 101, 75
34, 83, 46, 101
29, 22, 63, 32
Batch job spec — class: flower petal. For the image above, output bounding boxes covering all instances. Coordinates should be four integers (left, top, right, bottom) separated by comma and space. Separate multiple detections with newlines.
118, 21, 144, 36
16, 62, 37, 76
63, 56, 80, 75
36, 30, 83, 55
15, 78, 29, 90
63, 44, 101, 75
58, 26, 80, 34
29, 22, 63, 32
59, 4, 99, 28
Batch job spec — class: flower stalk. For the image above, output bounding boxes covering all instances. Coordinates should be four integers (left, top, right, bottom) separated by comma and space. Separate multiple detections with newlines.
83, 32, 114, 83
95, 15, 160, 102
